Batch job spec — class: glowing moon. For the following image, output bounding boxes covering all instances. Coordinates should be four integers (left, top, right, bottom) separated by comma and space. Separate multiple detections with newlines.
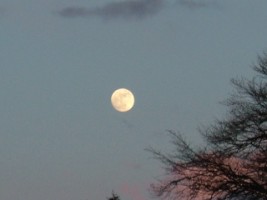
111, 88, 135, 112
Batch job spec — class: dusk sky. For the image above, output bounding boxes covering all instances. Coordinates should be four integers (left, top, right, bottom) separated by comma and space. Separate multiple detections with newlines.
1, 1, 267, 200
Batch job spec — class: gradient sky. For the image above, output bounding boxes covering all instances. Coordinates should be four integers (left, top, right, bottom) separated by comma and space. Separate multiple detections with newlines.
1, 1, 267, 200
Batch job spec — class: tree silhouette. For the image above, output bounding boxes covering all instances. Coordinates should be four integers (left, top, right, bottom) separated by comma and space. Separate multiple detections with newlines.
148, 54, 267, 200
107, 192, 120, 200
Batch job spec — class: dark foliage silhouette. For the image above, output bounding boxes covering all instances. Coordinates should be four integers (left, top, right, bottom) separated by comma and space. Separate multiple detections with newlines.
107, 192, 120, 200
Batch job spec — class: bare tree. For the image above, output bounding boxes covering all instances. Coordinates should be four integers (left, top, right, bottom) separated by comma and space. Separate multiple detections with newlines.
148, 54, 267, 200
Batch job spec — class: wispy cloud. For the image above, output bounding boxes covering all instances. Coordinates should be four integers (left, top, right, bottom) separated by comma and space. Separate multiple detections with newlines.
57, 0, 164, 20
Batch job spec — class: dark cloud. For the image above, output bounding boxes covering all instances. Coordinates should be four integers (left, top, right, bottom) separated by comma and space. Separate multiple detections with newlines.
58, 0, 163, 20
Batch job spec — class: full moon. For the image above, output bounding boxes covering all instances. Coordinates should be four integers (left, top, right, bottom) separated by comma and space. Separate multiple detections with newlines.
111, 88, 135, 112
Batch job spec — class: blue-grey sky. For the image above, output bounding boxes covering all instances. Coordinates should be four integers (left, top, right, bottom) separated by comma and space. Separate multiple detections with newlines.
1, 1, 267, 200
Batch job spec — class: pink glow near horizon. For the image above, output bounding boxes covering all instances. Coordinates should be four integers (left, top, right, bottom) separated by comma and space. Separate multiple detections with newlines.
153, 152, 266, 199
119, 182, 147, 200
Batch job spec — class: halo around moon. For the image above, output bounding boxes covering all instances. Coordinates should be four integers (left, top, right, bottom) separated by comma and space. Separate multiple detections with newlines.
111, 88, 135, 112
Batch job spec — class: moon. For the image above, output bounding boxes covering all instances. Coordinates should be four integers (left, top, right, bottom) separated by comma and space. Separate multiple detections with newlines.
111, 88, 135, 112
